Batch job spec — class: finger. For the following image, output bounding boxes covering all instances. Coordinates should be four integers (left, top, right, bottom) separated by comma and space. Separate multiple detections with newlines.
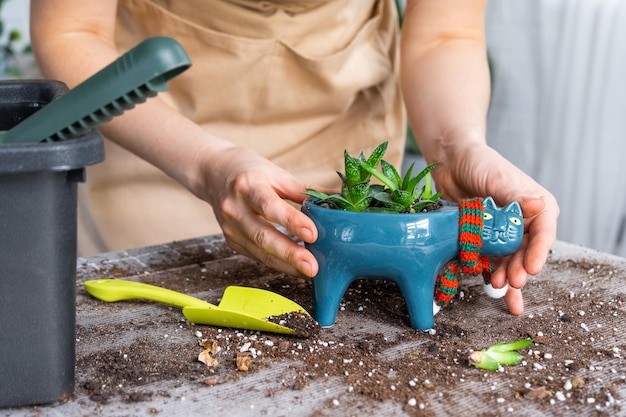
225, 216, 319, 278
228, 236, 317, 278
524, 214, 557, 275
506, 238, 529, 289
218, 176, 320, 277
489, 257, 508, 289
517, 196, 546, 218
519, 197, 559, 275
503, 285, 524, 315
248, 184, 318, 244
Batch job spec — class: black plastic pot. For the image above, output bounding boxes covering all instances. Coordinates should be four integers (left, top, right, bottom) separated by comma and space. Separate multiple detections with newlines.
0, 80, 104, 408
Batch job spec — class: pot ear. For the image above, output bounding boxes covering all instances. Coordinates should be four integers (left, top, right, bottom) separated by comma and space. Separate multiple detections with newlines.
505, 200, 523, 217
482, 196, 496, 210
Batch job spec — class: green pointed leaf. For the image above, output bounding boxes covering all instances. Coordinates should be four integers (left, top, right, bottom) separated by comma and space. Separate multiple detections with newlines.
344, 151, 361, 186
401, 162, 415, 190
303, 189, 331, 200
410, 200, 436, 212
370, 189, 394, 204
366, 141, 388, 170
356, 159, 378, 177
428, 190, 443, 203
382, 201, 406, 212
381, 160, 402, 190
368, 184, 386, 194
424, 172, 433, 199
354, 196, 374, 211
356, 159, 396, 191
389, 203, 407, 212
325, 195, 357, 211
392, 189, 412, 206
405, 175, 422, 197
348, 180, 371, 204
412, 162, 437, 190
341, 182, 350, 198
485, 351, 524, 365
488, 338, 533, 353
356, 151, 369, 181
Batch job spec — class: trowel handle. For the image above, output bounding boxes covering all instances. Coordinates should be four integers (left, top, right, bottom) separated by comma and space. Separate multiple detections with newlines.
83, 279, 214, 309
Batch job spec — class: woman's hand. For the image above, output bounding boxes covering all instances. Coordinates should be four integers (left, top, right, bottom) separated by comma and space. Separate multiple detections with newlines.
401, 0, 559, 315
432, 142, 560, 315
191, 143, 322, 278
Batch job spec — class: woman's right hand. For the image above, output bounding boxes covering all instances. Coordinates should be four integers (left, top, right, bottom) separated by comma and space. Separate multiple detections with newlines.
190, 142, 321, 279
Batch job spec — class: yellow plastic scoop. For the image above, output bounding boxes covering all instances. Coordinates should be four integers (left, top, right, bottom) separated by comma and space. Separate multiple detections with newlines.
83, 279, 319, 337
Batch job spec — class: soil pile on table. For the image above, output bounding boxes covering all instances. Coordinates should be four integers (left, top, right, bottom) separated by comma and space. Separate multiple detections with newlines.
265, 311, 321, 338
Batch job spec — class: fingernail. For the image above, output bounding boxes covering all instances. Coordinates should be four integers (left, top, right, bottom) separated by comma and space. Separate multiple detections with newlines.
299, 261, 313, 277
300, 227, 315, 243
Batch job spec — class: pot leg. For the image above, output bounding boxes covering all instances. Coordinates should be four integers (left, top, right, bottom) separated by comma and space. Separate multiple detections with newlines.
313, 271, 353, 328
395, 273, 437, 331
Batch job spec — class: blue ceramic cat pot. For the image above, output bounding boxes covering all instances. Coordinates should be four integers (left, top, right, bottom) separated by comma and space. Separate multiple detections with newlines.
301, 196, 524, 330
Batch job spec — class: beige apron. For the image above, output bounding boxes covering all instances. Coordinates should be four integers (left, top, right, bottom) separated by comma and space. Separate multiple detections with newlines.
78, 0, 406, 255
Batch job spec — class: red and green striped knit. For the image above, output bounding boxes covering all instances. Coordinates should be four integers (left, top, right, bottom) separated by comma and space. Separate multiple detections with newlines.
434, 198, 493, 308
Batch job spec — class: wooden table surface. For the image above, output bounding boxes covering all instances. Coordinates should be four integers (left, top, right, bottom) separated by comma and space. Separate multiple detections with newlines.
2, 236, 625, 417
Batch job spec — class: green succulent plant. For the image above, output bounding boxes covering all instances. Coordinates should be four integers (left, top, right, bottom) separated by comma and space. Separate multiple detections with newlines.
304, 141, 442, 213
468, 338, 533, 371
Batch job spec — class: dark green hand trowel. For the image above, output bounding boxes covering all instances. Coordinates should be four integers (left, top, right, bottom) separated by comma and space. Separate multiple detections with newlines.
0, 36, 190, 145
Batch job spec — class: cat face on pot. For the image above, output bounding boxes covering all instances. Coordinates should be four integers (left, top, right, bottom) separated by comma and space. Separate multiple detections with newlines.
481, 196, 524, 258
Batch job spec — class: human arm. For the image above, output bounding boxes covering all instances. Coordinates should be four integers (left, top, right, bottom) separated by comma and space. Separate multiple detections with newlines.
29, 0, 320, 278
400, 0, 560, 314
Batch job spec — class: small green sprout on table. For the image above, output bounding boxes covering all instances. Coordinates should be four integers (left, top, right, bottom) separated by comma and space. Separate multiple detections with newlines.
468, 338, 533, 371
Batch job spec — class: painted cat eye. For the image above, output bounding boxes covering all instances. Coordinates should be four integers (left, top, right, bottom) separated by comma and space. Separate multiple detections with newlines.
483, 213, 493, 220
509, 217, 522, 225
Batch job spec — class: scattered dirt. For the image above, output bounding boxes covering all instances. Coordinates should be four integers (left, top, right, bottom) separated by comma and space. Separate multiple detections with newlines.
69, 244, 626, 416
266, 311, 321, 338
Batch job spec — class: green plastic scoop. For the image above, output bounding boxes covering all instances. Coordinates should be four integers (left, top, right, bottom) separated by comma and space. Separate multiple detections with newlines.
83, 279, 317, 336
0, 36, 190, 145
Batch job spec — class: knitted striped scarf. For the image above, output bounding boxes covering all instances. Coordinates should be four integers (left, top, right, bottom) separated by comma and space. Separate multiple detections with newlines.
434, 198, 493, 308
